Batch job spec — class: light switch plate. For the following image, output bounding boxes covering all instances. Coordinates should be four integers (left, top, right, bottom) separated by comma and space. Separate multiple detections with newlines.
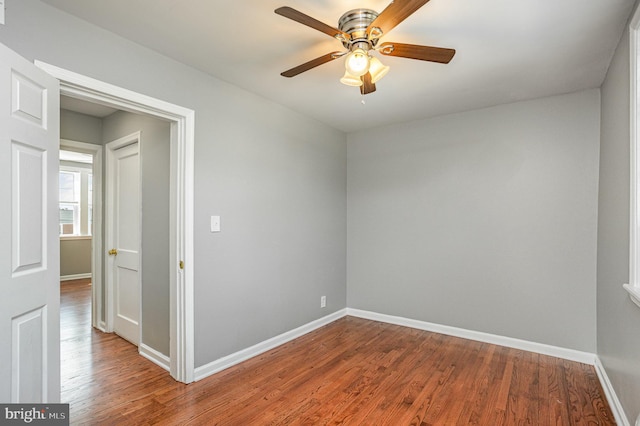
0, 1, 5, 25
210, 215, 221, 233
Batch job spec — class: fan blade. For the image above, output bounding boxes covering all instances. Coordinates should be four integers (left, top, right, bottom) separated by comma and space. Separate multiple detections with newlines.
281, 52, 342, 78
360, 73, 376, 95
275, 7, 349, 41
367, 0, 431, 38
379, 43, 455, 64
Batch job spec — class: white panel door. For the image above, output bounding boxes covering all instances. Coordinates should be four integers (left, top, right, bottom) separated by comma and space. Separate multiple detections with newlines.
107, 141, 140, 346
0, 42, 60, 402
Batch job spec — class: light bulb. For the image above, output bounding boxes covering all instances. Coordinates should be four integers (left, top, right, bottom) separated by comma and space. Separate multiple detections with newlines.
340, 70, 363, 87
345, 48, 370, 77
369, 57, 390, 84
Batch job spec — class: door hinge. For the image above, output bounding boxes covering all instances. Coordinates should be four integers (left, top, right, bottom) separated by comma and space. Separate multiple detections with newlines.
179, 260, 184, 270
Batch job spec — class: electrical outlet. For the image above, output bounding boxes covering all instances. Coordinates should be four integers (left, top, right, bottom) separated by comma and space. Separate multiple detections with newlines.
320, 296, 326, 308
0, 0, 5, 25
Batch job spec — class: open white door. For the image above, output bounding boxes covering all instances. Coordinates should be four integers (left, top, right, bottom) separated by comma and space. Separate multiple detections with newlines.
0, 43, 60, 402
106, 136, 141, 346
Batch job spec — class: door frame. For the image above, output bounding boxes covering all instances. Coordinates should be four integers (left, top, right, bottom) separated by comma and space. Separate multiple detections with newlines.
105, 133, 141, 344
59, 139, 104, 331
37, 61, 195, 383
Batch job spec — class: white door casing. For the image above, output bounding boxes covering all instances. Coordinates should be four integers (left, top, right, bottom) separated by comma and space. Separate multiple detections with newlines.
0, 43, 60, 402
106, 135, 141, 346
35, 60, 195, 383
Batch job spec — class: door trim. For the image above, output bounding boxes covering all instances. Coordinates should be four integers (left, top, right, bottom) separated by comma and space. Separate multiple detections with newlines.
59, 139, 104, 331
37, 61, 195, 383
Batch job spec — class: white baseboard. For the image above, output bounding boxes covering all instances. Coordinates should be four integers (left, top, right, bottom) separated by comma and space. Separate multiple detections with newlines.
60, 273, 92, 282
347, 308, 597, 365
194, 309, 348, 381
594, 357, 630, 426
140, 343, 170, 372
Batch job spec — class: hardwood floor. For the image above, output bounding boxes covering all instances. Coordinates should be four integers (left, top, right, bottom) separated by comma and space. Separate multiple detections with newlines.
61, 280, 615, 425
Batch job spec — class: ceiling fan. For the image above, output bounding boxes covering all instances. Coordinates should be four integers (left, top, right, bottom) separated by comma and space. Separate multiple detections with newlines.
275, 0, 456, 95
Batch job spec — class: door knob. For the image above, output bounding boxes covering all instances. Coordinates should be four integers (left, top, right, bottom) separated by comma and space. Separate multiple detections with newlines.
108, 248, 118, 256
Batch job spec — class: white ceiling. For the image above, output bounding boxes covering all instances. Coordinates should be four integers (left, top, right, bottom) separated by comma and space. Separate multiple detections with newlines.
60, 95, 118, 118
41, 0, 636, 132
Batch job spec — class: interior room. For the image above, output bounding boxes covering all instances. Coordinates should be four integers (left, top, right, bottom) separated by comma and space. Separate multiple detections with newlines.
1, 0, 640, 424
59, 147, 93, 282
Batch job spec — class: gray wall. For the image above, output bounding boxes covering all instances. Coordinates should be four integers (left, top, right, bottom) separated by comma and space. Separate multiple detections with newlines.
198, 110, 346, 363
60, 109, 102, 145
103, 111, 171, 356
60, 238, 91, 277
0, 0, 347, 367
598, 14, 640, 422
347, 90, 601, 352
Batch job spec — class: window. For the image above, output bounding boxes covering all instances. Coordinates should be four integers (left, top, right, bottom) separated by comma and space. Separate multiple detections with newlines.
59, 165, 92, 236
59, 170, 80, 235
626, 8, 640, 309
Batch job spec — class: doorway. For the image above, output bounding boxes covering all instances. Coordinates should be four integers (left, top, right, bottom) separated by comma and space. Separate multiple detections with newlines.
58, 148, 94, 284
39, 61, 195, 383
59, 138, 103, 328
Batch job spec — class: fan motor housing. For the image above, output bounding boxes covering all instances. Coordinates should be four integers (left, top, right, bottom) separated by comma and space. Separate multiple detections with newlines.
338, 9, 379, 47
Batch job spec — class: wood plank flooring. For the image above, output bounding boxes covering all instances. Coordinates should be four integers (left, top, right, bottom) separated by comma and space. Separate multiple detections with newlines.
61, 280, 615, 425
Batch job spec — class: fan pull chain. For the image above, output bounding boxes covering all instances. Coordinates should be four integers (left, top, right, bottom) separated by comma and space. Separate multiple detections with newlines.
361, 95, 366, 105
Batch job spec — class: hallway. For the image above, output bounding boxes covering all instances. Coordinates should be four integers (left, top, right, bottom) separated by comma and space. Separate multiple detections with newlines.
60, 279, 179, 424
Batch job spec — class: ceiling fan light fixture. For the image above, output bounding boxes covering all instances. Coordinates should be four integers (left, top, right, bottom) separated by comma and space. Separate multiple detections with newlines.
275, 3, 456, 95
345, 48, 370, 77
369, 57, 390, 84
340, 70, 364, 87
